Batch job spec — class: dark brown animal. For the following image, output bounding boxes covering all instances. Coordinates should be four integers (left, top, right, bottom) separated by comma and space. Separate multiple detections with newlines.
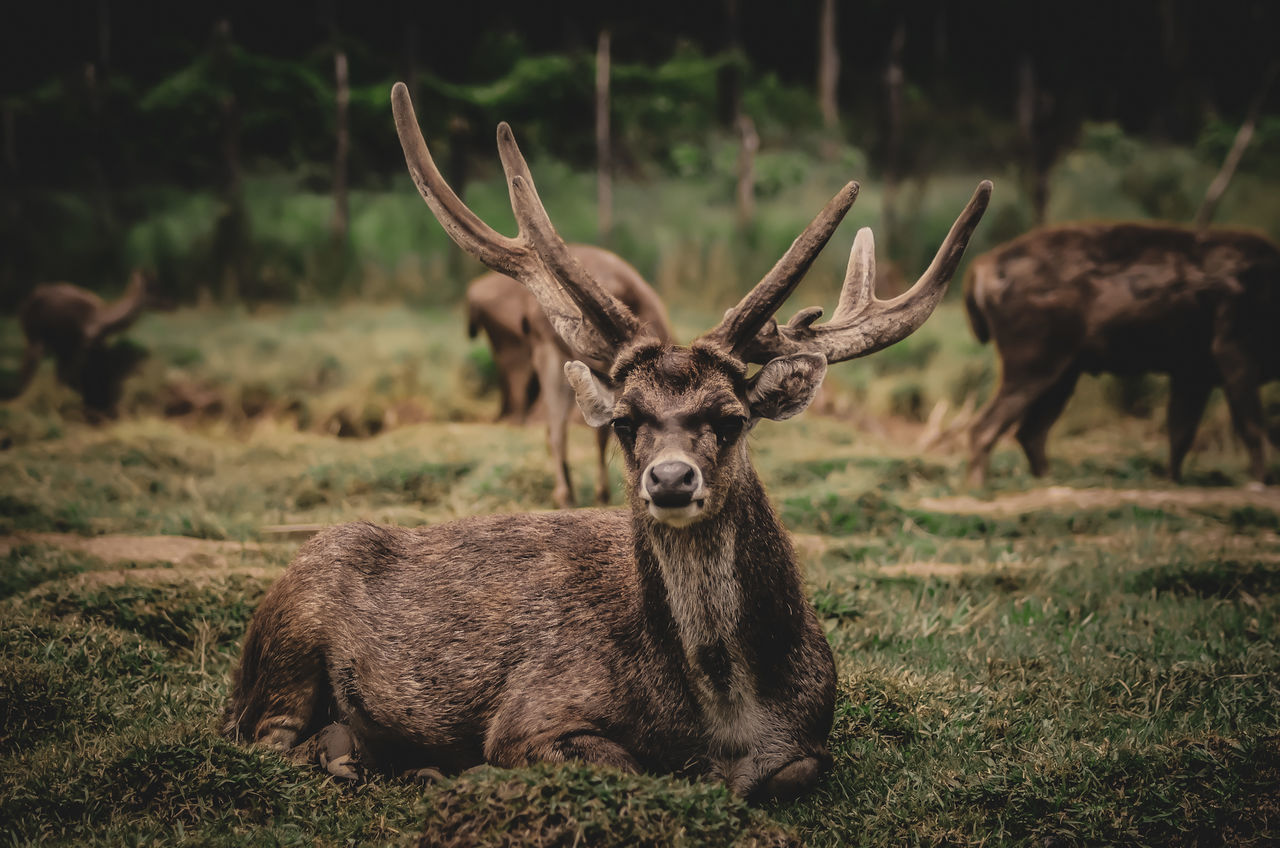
964, 223, 1280, 485
10, 270, 152, 417
222, 82, 991, 801
466, 248, 671, 506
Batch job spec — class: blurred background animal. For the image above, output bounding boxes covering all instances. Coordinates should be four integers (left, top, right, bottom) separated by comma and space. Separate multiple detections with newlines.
466, 245, 671, 507
9, 269, 155, 419
964, 224, 1280, 485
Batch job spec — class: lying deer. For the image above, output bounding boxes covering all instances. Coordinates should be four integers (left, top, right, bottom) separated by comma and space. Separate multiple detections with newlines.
222, 82, 991, 801
10, 270, 152, 417
467, 248, 671, 506
964, 223, 1280, 485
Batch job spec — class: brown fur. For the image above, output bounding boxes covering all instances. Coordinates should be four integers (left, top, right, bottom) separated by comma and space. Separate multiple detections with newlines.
964, 223, 1280, 483
226, 86, 986, 803
465, 245, 671, 507
11, 270, 152, 417
225, 344, 836, 802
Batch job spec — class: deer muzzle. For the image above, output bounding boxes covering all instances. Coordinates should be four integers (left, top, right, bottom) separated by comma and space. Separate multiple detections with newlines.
641, 453, 708, 525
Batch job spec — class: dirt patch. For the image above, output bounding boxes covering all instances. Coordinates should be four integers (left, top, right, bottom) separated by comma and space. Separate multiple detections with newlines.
877, 561, 975, 578
0, 531, 294, 568
55, 564, 285, 591
916, 485, 1280, 517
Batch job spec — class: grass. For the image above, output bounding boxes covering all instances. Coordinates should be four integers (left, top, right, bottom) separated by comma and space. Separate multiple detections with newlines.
1, 301, 1279, 845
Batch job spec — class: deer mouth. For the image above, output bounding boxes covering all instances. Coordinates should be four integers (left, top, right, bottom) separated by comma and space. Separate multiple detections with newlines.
643, 494, 708, 526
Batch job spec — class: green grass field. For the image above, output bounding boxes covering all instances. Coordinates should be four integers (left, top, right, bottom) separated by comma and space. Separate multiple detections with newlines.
1, 302, 1278, 846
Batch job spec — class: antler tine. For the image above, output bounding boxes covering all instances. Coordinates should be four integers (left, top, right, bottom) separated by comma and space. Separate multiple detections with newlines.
740, 180, 992, 365
702, 181, 860, 359
391, 83, 523, 273
831, 227, 876, 323
497, 124, 641, 349
391, 82, 634, 371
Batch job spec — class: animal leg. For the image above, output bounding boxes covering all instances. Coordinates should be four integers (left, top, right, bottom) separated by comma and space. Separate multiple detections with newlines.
8, 339, 43, 399
487, 726, 641, 773
1212, 340, 1269, 484
967, 371, 1065, 484
594, 424, 612, 505
495, 346, 536, 424
1014, 369, 1080, 477
536, 344, 576, 508
1166, 375, 1212, 483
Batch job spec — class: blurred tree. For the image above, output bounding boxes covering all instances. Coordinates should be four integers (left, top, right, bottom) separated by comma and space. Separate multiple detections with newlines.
596, 30, 613, 243
331, 51, 350, 244
817, 0, 839, 158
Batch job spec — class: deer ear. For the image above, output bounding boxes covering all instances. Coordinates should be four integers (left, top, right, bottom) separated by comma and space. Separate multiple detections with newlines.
565, 361, 616, 427
747, 353, 827, 421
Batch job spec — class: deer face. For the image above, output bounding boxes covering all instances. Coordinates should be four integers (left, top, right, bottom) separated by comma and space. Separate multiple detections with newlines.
568, 344, 827, 526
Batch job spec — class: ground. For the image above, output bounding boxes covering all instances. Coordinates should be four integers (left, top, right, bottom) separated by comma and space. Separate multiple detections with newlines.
0, 302, 1277, 846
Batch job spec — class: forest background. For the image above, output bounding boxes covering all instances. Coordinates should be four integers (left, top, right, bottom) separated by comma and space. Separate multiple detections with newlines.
2, 0, 1279, 311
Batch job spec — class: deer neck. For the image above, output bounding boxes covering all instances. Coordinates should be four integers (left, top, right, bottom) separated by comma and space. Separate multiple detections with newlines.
633, 469, 804, 752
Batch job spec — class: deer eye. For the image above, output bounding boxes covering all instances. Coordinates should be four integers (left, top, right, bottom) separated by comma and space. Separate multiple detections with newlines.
713, 415, 747, 445
611, 417, 636, 438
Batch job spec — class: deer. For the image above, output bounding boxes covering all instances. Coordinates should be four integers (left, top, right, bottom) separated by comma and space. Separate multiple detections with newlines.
9, 270, 153, 418
221, 82, 991, 802
466, 247, 671, 507
963, 223, 1280, 487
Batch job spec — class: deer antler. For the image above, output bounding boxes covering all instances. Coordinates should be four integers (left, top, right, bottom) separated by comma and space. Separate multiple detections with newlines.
701, 181, 860, 359
711, 180, 992, 365
391, 82, 644, 372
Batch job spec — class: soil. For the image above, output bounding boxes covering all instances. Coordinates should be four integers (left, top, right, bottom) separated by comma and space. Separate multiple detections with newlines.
0, 531, 294, 570
915, 485, 1280, 516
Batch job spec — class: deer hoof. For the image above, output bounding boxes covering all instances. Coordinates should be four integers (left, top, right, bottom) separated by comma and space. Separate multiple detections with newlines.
402, 766, 446, 783
315, 723, 362, 780
751, 755, 828, 803
323, 753, 361, 781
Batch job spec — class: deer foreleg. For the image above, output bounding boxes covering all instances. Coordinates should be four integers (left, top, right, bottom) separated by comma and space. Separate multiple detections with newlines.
488, 726, 641, 773
1166, 374, 1212, 483
535, 343, 576, 508
8, 339, 43, 399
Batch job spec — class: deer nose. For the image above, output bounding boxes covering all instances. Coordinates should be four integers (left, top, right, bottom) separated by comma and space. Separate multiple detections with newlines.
645, 460, 701, 507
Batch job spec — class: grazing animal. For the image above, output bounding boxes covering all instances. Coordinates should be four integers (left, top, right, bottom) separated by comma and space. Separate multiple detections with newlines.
222, 82, 991, 802
964, 223, 1280, 485
10, 270, 152, 417
466, 247, 671, 506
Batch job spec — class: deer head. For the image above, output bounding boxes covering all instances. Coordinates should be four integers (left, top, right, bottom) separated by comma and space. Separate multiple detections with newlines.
392, 82, 990, 526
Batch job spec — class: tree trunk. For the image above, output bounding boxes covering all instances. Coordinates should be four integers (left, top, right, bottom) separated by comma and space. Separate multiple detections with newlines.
817, 0, 839, 158
717, 0, 743, 127
446, 115, 471, 281
596, 30, 613, 244
209, 20, 247, 302
1017, 53, 1049, 226
736, 114, 759, 230
97, 0, 111, 73
330, 51, 350, 244
216, 92, 247, 302
881, 18, 905, 262
1, 104, 14, 173
1195, 63, 1278, 230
